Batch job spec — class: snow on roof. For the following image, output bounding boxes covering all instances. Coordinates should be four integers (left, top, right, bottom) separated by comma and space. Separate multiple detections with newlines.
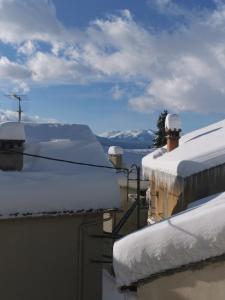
24, 123, 95, 142
165, 114, 181, 131
142, 119, 225, 179
0, 123, 120, 218
0, 122, 25, 140
113, 192, 225, 287
108, 146, 124, 156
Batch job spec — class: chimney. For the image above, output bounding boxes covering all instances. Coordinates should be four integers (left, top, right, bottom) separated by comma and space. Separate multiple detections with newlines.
108, 146, 123, 169
165, 114, 181, 152
0, 122, 25, 171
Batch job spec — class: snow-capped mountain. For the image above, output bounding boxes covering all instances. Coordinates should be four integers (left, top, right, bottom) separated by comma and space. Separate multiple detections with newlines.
97, 129, 154, 149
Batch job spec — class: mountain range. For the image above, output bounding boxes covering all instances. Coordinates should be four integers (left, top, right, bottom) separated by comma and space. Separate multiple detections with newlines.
97, 129, 154, 149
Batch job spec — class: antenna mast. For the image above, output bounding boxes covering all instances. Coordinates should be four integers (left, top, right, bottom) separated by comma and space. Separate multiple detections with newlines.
5, 93, 25, 122
13, 94, 22, 122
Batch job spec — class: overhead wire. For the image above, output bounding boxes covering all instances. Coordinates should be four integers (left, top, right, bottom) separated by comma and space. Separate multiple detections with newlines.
6, 149, 149, 182
7, 149, 129, 172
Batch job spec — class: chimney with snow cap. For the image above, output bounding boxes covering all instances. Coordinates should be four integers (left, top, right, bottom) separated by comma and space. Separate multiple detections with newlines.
0, 122, 25, 171
108, 146, 123, 169
165, 114, 181, 152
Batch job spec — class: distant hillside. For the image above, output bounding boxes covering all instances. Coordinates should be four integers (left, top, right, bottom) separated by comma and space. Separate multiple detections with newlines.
97, 129, 154, 149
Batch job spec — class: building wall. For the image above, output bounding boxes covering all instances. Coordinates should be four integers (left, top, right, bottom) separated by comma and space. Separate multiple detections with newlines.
138, 260, 225, 300
0, 214, 103, 300
149, 163, 225, 220
0, 152, 23, 170
149, 177, 183, 221
183, 164, 225, 208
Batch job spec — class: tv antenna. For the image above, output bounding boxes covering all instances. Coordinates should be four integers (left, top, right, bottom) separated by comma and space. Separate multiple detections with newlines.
5, 93, 27, 122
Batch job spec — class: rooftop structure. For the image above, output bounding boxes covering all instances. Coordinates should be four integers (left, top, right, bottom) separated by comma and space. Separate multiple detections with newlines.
0, 122, 121, 300
142, 119, 225, 219
143, 119, 225, 180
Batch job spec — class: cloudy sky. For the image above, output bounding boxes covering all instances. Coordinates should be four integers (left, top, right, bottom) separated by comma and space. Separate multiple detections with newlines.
0, 0, 225, 133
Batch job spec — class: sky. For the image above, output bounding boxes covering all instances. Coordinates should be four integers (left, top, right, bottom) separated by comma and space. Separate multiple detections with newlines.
0, 0, 225, 134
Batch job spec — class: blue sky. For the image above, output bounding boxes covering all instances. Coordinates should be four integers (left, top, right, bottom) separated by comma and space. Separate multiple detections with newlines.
0, 0, 224, 134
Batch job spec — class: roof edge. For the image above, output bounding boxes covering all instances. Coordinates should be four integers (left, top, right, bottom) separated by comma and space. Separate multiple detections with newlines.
119, 252, 225, 290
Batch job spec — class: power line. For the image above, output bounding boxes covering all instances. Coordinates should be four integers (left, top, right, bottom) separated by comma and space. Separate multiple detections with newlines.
7, 149, 149, 182
8, 150, 129, 172
7, 149, 149, 181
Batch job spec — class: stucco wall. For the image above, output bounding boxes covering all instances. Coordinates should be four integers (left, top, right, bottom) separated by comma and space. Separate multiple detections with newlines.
0, 214, 103, 300
138, 260, 225, 300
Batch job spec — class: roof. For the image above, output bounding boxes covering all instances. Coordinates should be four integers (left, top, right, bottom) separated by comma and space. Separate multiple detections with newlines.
0, 122, 25, 140
0, 123, 120, 219
113, 192, 225, 287
142, 119, 225, 179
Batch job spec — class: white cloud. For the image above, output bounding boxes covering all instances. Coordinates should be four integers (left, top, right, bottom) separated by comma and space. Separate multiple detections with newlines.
1, 1, 225, 115
83, 14, 155, 78
28, 52, 78, 83
18, 41, 36, 56
111, 85, 124, 100
0, 0, 72, 45
0, 109, 56, 123
27, 51, 94, 84
126, 3, 225, 114
147, 0, 190, 17
0, 56, 31, 92
0, 56, 30, 80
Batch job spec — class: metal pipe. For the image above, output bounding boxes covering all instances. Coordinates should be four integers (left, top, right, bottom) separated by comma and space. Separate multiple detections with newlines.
112, 196, 138, 235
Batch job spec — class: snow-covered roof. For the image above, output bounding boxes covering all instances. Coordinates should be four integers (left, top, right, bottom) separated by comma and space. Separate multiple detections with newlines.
113, 192, 225, 287
0, 122, 25, 140
142, 119, 225, 178
0, 123, 120, 219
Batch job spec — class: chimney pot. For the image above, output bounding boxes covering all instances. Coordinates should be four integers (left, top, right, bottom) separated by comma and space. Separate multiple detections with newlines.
165, 114, 181, 152
0, 122, 25, 171
108, 146, 123, 169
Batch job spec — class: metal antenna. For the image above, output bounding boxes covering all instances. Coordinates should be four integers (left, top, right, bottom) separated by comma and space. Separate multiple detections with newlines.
5, 93, 27, 122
